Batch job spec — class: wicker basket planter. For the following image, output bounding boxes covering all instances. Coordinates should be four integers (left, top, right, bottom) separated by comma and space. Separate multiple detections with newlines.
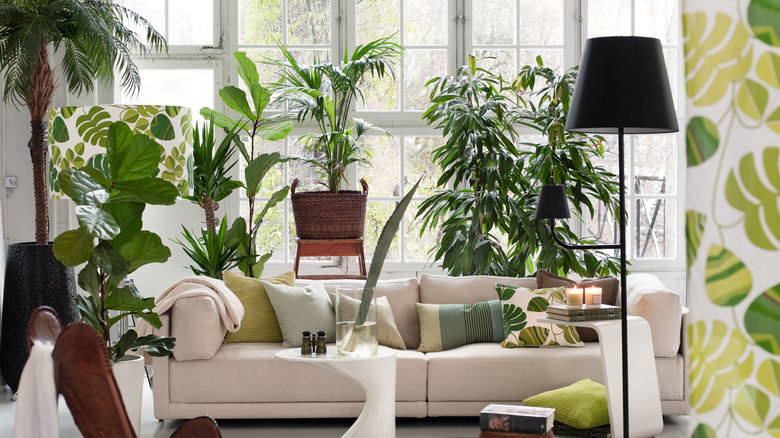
291, 178, 369, 239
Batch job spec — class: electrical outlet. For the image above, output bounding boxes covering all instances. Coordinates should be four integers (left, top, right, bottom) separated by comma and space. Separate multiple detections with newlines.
4, 176, 16, 189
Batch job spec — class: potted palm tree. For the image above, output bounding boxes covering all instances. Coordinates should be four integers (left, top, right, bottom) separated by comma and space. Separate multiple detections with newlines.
0, 0, 165, 392
266, 36, 403, 239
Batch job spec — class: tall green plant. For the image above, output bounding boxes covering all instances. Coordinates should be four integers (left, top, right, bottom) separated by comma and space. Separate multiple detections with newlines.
266, 36, 403, 192
52, 121, 177, 362
175, 218, 240, 279
202, 51, 294, 278
0, 0, 165, 245
417, 56, 620, 278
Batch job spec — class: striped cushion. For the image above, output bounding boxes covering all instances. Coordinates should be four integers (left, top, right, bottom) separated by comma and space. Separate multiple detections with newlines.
222, 271, 296, 343
415, 300, 504, 352
523, 378, 610, 429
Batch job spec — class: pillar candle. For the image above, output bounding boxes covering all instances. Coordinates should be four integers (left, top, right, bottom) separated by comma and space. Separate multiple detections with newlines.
566, 287, 583, 307
585, 286, 602, 306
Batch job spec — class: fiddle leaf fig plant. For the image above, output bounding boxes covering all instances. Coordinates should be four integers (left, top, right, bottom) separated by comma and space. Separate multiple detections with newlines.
53, 121, 177, 362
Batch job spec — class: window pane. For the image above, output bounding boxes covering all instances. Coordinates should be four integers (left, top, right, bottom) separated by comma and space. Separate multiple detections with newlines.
240, 0, 282, 44
168, 0, 214, 45
288, 0, 331, 44
588, 0, 631, 38
473, 49, 516, 80
473, 0, 516, 45
635, 0, 678, 44
357, 73, 400, 111
634, 134, 677, 195
585, 202, 619, 257
404, 0, 448, 45
121, 0, 165, 40
519, 0, 563, 45
359, 136, 401, 197
241, 200, 286, 262
664, 48, 680, 113
405, 49, 447, 111
634, 199, 676, 259
122, 69, 214, 123
405, 201, 439, 262
519, 49, 563, 74
365, 201, 401, 260
404, 136, 443, 196
356, 0, 400, 44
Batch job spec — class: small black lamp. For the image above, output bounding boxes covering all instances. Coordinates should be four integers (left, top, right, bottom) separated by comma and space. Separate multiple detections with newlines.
536, 36, 678, 438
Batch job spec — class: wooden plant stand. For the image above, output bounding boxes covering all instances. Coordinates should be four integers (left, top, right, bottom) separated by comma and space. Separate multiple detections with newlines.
293, 238, 367, 280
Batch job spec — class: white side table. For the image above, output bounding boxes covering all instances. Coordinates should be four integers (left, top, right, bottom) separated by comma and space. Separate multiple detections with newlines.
538, 316, 663, 438
275, 348, 397, 438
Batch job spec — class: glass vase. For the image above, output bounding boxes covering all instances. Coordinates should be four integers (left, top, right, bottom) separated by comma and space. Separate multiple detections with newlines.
335, 287, 378, 357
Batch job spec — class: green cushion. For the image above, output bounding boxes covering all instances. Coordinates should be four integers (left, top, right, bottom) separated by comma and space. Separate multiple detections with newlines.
263, 281, 336, 348
495, 284, 583, 348
222, 271, 296, 343
415, 300, 504, 352
523, 378, 610, 429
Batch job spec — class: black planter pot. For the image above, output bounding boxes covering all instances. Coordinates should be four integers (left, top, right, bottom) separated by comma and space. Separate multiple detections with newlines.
0, 242, 78, 392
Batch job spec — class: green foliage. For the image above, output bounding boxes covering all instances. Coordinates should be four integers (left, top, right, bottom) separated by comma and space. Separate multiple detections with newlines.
266, 36, 403, 192
202, 51, 294, 278
175, 218, 241, 279
53, 121, 176, 362
417, 56, 620, 277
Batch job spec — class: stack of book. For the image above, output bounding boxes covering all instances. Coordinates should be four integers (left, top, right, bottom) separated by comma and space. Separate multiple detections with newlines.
546, 304, 621, 322
478, 404, 555, 437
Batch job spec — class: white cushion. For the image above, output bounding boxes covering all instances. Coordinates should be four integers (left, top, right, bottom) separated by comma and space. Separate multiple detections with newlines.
170, 296, 227, 361
420, 274, 537, 304
626, 274, 682, 357
263, 282, 336, 347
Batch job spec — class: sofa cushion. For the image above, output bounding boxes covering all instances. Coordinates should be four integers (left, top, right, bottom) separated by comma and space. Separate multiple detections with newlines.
170, 296, 226, 361
168, 344, 427, 404
415, 300, 504, 352
222, 271, 295, 343
536, 270, 620, 342
330, 292, 406, 349
496, 285, 583, 348
420, 274, 537, 304
626, 274, 682, 357
263, 282, 336, 347
523, 378, 610, 429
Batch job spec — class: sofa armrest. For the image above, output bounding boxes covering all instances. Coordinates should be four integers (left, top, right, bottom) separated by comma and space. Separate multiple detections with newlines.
626, 273, 682, 357
167, 295, 227, 361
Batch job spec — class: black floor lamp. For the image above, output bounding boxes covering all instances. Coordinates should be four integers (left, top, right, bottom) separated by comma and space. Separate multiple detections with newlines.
535, 36, 678, 438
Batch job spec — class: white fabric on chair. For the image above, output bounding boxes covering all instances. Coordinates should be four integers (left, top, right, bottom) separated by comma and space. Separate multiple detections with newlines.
14, 341, 57, 438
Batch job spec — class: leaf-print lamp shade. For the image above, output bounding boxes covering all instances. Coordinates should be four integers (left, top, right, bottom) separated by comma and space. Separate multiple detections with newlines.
47, 105, 193, 198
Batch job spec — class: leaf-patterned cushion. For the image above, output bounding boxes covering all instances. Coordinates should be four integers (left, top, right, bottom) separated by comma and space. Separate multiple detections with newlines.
495, 284, 584, 348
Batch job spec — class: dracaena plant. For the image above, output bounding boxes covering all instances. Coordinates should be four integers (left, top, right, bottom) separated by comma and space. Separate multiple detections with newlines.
202, 51, 294, 278
53, 121, 177, 362
266, 36, 403, 192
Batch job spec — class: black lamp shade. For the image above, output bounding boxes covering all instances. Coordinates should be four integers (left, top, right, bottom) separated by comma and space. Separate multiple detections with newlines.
566, 36, 679, 134
535, 185, 571, 220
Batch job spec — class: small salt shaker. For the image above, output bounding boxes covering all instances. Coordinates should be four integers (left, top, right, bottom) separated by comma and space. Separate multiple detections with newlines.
301, 331, 312, 355
316, 330, 327, 355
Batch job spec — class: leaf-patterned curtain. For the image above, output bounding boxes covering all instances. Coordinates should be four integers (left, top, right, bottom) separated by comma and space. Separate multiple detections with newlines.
684, 1, 780, 436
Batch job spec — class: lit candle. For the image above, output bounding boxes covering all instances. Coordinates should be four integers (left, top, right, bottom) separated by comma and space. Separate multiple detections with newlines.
585, 286, 602, 306
566, 287, 583, 307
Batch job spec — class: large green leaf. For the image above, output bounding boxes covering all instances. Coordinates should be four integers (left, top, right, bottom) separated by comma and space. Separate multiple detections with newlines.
705, 244, 752, 306
219, 86, 254, 120
77, 262, 101, 301
686, 117, 719, 166
111, 178, 179, 205
113, 230, 172, 272
66, 170, 110, 206
53, 228, 94, 267
737, 79, 769, 120
91, 241, 130, 277
748, 0, 780, 46
245, 152, 281, 198
107, 122, 164, 182
725, 147, 780, 250
51, 115, 69, 142
688, 319, 754, 413
745, 284, 780, 355
735, 385, 770, 427
686, 210, 706, 268
105, 287, 155, 312
75, 205, 120, 241
257, 119, 294, 141
103, 202, 145, 240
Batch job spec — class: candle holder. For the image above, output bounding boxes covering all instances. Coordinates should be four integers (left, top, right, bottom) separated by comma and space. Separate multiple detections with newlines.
565, 287, 584, 308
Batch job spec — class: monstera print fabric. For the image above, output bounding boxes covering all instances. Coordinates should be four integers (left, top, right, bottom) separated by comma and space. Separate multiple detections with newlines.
685, 1, 780, 436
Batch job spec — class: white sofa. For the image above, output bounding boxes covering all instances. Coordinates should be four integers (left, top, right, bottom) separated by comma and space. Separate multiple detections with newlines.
151, 273, 688, 420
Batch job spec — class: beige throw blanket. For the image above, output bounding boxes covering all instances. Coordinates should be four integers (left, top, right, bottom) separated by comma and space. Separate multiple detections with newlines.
134, 276, 244, 336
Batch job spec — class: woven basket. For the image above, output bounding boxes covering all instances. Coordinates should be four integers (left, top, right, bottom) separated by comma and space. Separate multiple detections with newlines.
291, 178, 368, 239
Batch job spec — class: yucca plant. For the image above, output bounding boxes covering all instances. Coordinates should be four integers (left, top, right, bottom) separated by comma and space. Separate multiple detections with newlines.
175, 218, 240, 279
266, 36, 403, 192
0, 0, 165, 244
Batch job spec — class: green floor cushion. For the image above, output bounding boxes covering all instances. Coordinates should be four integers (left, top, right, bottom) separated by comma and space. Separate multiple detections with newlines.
523, 378, 610, 429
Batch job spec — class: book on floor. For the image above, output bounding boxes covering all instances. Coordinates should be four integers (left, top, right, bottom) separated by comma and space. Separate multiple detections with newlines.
479, 404, 554, 434
546, 304, 621, 316
478, 430, 555, 438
